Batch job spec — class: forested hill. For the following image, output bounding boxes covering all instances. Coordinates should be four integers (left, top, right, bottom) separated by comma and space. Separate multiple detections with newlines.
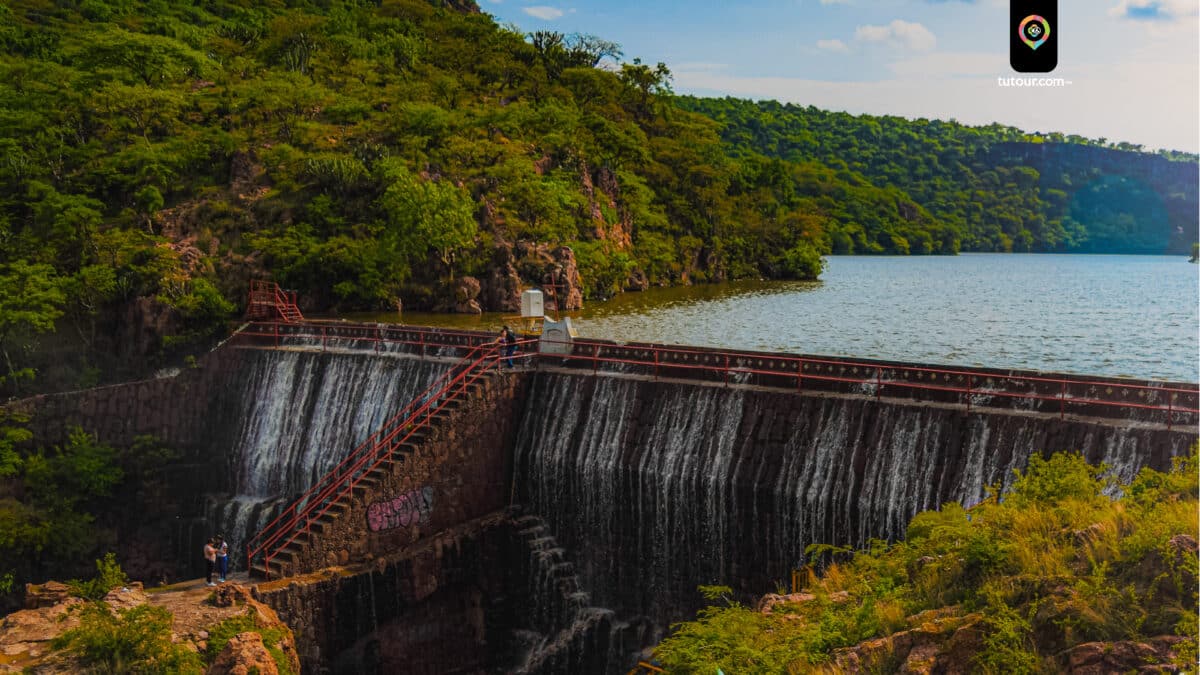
3, 0, 939, 393
0, 0, 1196, 395
680, 97, 1199, 255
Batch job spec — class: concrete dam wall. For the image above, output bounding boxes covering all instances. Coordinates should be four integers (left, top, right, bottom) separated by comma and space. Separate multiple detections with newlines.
10, 334, 1196, 672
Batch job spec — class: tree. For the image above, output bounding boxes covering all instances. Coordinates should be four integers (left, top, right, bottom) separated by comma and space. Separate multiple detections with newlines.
0, 261, 65, 391
375, 159, 478, 279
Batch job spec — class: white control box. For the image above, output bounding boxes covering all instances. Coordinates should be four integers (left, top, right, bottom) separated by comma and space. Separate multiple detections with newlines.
521, 289, 544, 318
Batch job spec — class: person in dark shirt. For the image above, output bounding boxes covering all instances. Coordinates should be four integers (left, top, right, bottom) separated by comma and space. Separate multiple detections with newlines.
501, 326, 517, 367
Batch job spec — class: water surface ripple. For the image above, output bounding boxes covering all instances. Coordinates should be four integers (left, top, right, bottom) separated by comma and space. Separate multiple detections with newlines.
382, 255, 1200, 382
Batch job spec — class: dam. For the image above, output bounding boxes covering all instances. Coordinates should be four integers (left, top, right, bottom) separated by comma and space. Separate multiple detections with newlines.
13, 317, 1198, 673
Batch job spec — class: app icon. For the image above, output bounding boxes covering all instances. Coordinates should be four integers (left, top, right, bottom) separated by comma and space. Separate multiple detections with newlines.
1019, 15, 1050, 51
1010, 2, 1056, 72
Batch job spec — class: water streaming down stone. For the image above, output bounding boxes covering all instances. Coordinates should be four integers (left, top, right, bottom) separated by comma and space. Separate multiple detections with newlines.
511, 515, 655, 675
203, 349, 449, 566
512, 372, 1192, 631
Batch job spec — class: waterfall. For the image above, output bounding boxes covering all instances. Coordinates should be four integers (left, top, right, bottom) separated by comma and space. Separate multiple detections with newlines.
510, 514, 656, 675
512, 372, 1192, 631
204, 349, 449, 566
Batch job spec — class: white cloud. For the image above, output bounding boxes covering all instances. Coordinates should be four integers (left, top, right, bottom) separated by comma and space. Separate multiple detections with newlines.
522, 5, 564, 20
855, 19, 937, 52
1109, 0, 1199, 21
816, 39, 849, 52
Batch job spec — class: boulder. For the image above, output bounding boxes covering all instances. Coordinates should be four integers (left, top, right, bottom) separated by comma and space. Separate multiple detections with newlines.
0, 598, 84, 663
102, 583, 147, 611
23, 582, 71, 610
212, 583, 254, 609
206, 632, 278, 675
434, 277, 483, 314
755, 593, 815, 614
1064, 637, 1184, 674
483, 243, 523, 312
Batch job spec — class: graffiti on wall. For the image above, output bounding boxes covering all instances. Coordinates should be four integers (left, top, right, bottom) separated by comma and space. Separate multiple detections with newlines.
367, 486, 434, 533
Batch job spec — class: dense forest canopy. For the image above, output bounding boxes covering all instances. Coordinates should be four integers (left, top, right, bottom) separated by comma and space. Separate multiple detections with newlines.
0, 0, 1195, 395
680, 97, 1198, 256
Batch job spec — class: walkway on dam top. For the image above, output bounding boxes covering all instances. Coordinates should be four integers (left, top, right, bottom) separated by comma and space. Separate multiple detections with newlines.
228, 319, 1199, 429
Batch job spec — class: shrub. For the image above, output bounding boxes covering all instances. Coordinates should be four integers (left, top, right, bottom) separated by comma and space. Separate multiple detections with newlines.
67, 553, 128, 601
654, 449, 1199, 671
206, 609, 294, 675
52, 603, 203, 673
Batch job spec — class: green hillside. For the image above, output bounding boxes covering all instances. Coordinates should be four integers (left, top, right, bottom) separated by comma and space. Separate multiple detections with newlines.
0, 0, 1196, 394
680, 97, 1199, 255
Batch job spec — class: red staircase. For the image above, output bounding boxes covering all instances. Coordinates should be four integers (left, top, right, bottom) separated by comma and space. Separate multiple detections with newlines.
244, 341, 505, 579
246, 280, 303, 323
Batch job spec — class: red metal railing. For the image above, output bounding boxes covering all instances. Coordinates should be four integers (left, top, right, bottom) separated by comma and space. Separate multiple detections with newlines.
244, 338, 535, 578
546, 338, 1199, 427
230, 321, 1198, 427
246, 280, 303, 323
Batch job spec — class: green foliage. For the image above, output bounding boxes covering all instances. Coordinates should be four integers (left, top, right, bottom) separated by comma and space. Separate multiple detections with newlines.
681, 96, 1197, 255
52, 602, 204, 674
0, 428, 179, 608
655, 450, 1200, 672
205, 609, 295, 675
67, 552, 129, 601
0, 0, 1194, 395
0, 260, 66, 389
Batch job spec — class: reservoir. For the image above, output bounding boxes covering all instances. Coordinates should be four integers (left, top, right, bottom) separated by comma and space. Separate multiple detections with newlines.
380, 254, 1199, 382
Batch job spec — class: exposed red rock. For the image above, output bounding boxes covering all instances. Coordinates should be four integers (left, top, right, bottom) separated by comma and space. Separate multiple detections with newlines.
207, 631, 279, 675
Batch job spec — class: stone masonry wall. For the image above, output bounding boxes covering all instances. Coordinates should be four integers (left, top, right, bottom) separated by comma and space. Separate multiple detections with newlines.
253, 512, 518, 674
1, 346, 253, 583
284, 370, 528, 575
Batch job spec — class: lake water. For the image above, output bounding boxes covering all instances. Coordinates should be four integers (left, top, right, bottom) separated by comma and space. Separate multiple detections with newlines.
363, 255, 1199, 382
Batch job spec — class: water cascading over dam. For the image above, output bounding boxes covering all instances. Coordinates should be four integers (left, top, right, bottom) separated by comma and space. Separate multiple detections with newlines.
204, 348, 450, 566
511, 371, 1192, 634
20, 320, 1193, 673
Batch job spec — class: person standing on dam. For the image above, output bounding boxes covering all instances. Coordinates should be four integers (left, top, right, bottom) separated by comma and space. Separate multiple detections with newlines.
501, 325, 517, 368
203, 538, 218, 587
216, 535, 229, 583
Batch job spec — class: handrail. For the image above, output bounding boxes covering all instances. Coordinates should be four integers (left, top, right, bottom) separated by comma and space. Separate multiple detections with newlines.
545, 338, 1200, 422
247, 341, 508, 577
247, 281, 303, 323
231, 320, 1199, 423
243, 341, 490, 563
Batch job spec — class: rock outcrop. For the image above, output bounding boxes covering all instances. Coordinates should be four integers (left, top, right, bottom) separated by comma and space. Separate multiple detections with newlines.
1062, 637, 1185, 674
208, 632, 280, 675
0, 580, 298, 675
477, 242, 584, 312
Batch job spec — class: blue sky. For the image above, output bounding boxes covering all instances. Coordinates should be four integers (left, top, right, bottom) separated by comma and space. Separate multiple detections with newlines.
481, 0, 1200, 152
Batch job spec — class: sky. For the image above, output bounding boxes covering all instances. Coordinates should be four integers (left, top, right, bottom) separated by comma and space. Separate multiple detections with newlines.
480, 0, 1200, 153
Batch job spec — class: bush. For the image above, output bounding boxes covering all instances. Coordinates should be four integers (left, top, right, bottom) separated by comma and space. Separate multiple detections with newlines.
206, 609, 295, 675
654, 449, 1199, 672
52, 603, 203, 673
67, 553, 128, 601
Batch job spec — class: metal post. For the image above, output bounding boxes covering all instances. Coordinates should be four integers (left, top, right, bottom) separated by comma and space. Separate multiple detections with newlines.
966, 375, 973, 414
593, 344, 600, 375
724, 355, 730, 387
322, 325, 327, 351
875, 368, 882, 401
1060, 380, 1066, 419
654, 350, 659, 380
1167, 391, 1173, 431
797, 361, 803, 392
